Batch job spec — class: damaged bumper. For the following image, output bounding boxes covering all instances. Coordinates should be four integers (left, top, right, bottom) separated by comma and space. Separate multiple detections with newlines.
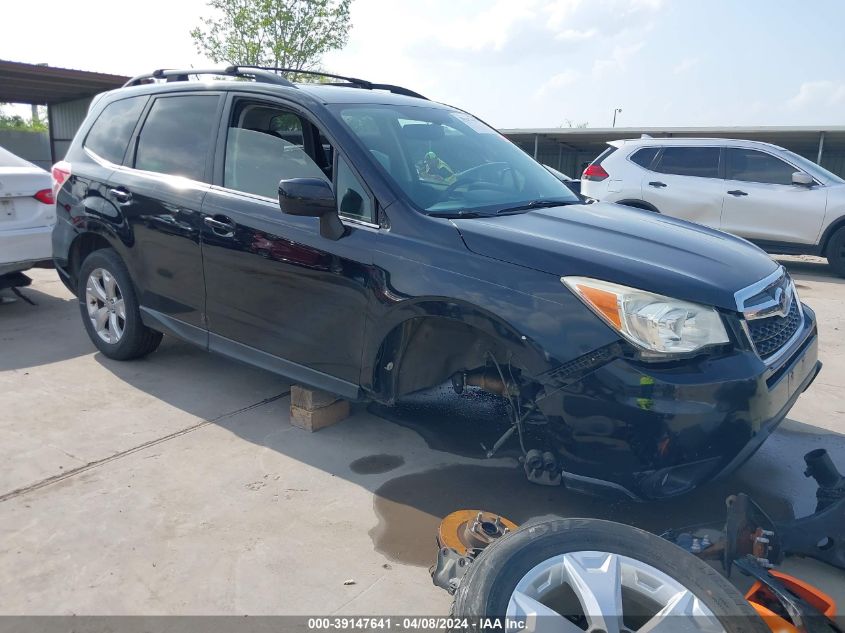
540, 305, 820, 500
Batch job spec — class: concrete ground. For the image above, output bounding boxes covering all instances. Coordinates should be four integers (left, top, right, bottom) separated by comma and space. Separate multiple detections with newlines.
1, 258, 844, 616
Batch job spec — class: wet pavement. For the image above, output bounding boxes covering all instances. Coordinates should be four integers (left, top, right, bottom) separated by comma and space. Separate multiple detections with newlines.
370, 387, 845, 570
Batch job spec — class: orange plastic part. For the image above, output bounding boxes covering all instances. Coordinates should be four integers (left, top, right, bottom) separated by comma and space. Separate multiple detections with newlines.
576, 285, 622, 329
745, 569, 837, 632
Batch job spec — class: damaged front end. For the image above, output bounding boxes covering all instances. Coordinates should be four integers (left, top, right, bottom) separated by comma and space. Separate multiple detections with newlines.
431, 300, 819, 501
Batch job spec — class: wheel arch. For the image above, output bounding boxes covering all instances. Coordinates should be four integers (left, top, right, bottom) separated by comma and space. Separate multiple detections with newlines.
819, 212, 845, 254
66, 229, 122, 292
365, 300, 548, 403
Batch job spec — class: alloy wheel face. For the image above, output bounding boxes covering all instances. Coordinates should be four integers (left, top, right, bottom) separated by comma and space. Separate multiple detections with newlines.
506, 551, 725, 633
85, 268, 126, 344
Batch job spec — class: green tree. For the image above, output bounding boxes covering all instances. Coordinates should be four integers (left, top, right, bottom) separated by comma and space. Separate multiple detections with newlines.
191, 0, 352, 74
0, 104, 47, 132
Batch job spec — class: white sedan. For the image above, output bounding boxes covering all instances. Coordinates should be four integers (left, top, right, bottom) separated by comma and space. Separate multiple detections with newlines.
0, 146, 55, 277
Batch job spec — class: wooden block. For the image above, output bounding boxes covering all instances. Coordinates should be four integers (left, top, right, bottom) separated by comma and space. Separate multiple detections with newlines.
291, 384, 340, 410
290, 399, 350, 432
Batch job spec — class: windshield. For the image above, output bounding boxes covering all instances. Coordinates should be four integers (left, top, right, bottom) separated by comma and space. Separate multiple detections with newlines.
332, 104, 580, 215
782, 149, 845, 185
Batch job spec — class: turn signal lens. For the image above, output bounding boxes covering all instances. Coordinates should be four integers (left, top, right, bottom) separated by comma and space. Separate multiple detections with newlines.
562, 277, 729, 354
576, 285, 622, 329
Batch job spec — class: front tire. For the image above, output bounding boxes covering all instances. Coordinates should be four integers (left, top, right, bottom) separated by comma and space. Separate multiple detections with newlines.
78, 248, 162, 360
825, 226, 845, 277
453, 518, 768, 633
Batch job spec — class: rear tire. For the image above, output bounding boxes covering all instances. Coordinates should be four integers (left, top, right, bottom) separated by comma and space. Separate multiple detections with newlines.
825, 227, 845, 277
77, 248, 162, 360
453, 518, 768, 633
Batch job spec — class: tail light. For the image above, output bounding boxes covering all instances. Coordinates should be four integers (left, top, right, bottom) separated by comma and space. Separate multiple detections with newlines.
51, 161, 72, 198
583, 164, 610, 181
33, 188, 55, 205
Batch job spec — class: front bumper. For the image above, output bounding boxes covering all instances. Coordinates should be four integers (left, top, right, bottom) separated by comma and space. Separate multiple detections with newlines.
542, 304, 820, 500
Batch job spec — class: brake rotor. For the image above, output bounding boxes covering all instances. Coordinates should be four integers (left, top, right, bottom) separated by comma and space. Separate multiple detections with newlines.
437, 510, 518, 556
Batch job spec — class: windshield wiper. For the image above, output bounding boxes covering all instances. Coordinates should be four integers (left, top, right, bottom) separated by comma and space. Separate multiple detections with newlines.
496, 199, 577, 214
428, 210, 486, 219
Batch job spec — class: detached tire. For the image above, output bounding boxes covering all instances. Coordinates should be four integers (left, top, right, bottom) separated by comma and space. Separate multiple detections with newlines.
825, 227, 845, 277
78, 248, 162, 360
453, 518, 768, 633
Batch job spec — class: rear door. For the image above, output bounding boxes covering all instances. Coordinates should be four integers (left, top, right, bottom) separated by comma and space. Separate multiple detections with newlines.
108, 93, 223, 334
640, 145, 725, 228
721, 147, 828, 245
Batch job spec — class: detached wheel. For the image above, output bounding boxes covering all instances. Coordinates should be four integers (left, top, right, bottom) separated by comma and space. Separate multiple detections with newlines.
825, 227, 845, 277
453, 518, 768, 633
78, 248, 162, 360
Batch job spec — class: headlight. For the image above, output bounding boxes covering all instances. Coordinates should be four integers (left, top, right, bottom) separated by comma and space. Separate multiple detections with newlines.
562, 277, 729, 354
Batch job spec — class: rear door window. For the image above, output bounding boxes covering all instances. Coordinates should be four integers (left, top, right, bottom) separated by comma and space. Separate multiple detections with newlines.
630, 147, 659, 169
134, 95, 220, 182
655, 147, 720, 178
84, 96, 147, 164
726, 148, 796, 185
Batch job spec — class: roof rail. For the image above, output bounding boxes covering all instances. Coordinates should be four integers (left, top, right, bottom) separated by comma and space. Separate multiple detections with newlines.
229, 65, 428, 100
122, 67, 296, 88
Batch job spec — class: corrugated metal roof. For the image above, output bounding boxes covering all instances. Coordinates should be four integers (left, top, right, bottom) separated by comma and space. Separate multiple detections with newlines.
0, 60, 129, 105
500, 126, 845, 152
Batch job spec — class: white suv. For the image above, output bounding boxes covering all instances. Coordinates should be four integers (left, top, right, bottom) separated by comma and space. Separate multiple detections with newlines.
581, 138, 845, 275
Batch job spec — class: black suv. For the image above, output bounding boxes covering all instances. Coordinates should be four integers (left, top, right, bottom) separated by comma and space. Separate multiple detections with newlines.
52, 66, 820, 499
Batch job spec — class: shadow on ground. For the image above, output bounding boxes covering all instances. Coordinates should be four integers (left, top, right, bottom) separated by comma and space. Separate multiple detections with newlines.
0, 286, 90, 371
93, 341, 845, 570
776, 256, 843, 286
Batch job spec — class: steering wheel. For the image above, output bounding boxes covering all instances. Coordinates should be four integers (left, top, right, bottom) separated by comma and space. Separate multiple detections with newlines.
444, 162, 512, 197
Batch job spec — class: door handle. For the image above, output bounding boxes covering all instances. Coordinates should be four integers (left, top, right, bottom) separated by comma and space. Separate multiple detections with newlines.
648, 181, 667, 188
727, 190, 748, 197
109, 187, 132, 203
203, 215, 236, 237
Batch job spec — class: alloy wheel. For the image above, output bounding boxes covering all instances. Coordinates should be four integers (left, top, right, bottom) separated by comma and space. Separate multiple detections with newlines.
506, 551, 725, 633
85, 267, 126, 344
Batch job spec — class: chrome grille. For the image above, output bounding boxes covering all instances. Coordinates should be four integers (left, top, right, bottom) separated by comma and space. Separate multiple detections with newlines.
747, 296, 801, 359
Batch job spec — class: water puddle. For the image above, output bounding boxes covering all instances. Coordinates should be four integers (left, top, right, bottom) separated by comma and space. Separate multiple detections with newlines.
370, 405, 845, 567
349, 454, 405, 475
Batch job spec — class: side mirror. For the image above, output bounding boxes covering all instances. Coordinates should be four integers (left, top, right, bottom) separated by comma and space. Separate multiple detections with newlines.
278, 178, 346, 240
792, 171, 814, 187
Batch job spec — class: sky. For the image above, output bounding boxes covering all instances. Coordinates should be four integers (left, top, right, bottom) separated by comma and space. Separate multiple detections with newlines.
2, 0, 844, 129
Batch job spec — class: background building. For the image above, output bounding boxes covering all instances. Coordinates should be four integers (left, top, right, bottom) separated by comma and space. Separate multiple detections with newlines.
0, 60, 128, 169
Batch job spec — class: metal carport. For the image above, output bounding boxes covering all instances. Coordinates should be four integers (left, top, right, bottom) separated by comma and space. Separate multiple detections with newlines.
0, 60, 128, 164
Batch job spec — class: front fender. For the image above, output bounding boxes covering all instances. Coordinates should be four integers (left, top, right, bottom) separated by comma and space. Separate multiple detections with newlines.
361, 247, 620, 398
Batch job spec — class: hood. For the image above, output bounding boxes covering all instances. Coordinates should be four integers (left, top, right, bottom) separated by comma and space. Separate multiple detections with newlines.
453, 202, 779, 311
